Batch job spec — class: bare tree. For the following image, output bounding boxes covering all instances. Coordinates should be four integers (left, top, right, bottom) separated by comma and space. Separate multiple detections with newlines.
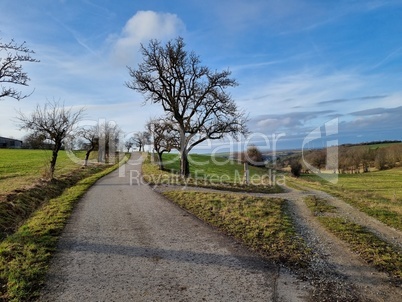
127, 37, 248, 177
0, 39, 39, 101
239, 145, 264, 166
98, 121, 121, 163
124, 137, 135, 152
77, 125, 99, 166
16, 100, 85, 178
133, 131, 151, 152
22, 132, 47, 149
146, 117, 179, 170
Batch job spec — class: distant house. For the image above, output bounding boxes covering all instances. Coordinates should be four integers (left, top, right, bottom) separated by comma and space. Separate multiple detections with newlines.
0, 136, 23, 149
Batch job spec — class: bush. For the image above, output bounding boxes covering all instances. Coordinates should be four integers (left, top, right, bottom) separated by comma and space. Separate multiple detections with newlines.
290, 160, 302, 177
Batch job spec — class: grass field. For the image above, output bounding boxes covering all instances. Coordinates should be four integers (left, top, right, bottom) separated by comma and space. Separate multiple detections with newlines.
162, 153, 270, 182
142, 153, 283, 193
0, 149, 94, 195
286, 167, 402, 231
0, 149, 126, 239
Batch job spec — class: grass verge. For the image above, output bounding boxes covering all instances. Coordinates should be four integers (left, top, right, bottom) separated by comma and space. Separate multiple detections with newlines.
319, 218, 402, 281
163, 191, 310, 268
303, 196, 402, 282
0, 156, 129, 301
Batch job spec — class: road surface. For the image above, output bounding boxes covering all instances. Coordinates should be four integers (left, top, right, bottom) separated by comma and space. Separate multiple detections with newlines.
40, 152, 309, 301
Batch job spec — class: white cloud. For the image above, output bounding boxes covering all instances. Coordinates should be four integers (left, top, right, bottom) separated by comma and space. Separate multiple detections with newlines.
111, 11, 185, 66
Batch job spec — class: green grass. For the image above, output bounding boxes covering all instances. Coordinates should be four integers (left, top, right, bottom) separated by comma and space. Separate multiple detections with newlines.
286, 168, 402, 231
144, 153, 283, 193
304, 195, 337, 215
319, 217, 402, 281
0, 149, 95, 195
302, 195, 402, 281
161, 153, 270, 182
0, 156, 128, 301
163, 191, 310, 267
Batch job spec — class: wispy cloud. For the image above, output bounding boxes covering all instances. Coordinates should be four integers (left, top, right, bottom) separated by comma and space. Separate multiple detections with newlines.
317, 95, 387, 105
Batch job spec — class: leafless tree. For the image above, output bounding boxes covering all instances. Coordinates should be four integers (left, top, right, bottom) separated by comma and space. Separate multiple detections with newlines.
126, 37, 248, 177
146, 117, 180, 170
0, 39, 39, 101
16, 100, 85, 178
22, 132, 47, 149
124, 137, 135, 152
97, 121, 121, 163
77, 125, 99, 166
133, 131, 151, 152
239, 145, 264, 166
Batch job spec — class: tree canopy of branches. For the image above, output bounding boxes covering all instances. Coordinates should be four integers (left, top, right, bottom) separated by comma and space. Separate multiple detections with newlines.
239, 145, 264, 166
77, 125, 99, 166
17, 100, 84, 178
0, 39, 39, 101
133, 131, 151, 152
146, 117, 179, 170
22, 132, 47, 149
127, 37, 247, 177
124, 137, 135, 152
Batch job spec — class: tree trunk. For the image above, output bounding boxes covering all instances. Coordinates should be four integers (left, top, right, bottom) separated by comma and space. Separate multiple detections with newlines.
50, 144, 61, 179
180, 151, 190, 178
84, 150, 91, 166
157, 151, 164, 170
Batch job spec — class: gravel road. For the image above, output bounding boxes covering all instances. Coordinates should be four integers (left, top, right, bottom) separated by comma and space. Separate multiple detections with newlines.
39, 153, 310, 302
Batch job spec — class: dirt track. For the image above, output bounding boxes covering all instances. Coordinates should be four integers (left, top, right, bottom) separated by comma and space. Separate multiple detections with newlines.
157, 184, 402, 301
39, 153, 310, 301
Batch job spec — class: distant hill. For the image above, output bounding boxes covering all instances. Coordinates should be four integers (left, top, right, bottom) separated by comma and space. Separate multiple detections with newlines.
341, 140, 401, 148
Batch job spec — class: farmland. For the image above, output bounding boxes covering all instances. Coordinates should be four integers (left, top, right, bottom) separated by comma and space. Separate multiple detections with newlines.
142, 153, 282, 193
0, 149, 92, 196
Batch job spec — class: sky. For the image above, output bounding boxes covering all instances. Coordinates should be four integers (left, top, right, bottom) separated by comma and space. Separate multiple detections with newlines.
1, 0, 402, 152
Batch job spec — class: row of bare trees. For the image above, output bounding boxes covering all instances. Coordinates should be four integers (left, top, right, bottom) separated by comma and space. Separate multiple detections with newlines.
3, 36, 248, 179
289, 144, 402, 176
1, 37, 123, 179
17, 100, 122, 179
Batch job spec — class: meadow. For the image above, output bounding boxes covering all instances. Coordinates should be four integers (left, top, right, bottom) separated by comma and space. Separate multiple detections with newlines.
142, 153, 282, 193
286, 167, 402, 231
0, 149, 91, 195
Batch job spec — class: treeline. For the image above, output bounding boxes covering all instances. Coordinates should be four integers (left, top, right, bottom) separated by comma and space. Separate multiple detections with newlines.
284, 143, 402, 175
341, 140, 401, 147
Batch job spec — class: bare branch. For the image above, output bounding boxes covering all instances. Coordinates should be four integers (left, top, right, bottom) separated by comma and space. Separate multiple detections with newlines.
127, 37, 248, 176
16, 100, 85, 178
0, 38, 39, 101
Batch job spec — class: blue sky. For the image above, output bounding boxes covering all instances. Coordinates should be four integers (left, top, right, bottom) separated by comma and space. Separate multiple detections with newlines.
1, 0, 401, 151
